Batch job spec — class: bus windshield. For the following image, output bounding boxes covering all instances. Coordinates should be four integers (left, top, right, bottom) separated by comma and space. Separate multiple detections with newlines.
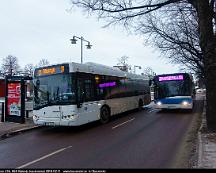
34, 74, 76, 109
156, 80, 190, 99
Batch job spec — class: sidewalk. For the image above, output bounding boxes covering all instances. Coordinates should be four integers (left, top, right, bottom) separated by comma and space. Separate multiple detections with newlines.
197, 101, 216, 168
0, 111, 39, 140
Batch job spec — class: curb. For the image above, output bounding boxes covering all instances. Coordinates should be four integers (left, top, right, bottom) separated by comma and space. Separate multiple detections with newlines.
197, 99, 206, 168
0, 125, 41, 141
197, 126, 203, 168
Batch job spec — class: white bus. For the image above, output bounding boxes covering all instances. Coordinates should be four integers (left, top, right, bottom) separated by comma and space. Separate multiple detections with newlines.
33, 62, 151, 126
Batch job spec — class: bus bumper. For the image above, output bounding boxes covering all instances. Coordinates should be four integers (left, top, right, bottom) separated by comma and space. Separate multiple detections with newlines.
33, 116, 81, 126
154, 103, 193, 109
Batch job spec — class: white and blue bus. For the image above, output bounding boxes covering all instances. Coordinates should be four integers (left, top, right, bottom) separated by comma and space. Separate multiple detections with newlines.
33, 62, 151, 126
151, 73, 195, 110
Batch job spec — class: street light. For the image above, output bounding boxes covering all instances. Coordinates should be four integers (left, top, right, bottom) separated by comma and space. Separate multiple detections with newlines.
70, 36, 92, 64
134, 65, 142, 74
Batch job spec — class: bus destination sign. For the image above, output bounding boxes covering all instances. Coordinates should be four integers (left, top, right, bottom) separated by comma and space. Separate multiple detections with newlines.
159, 74, 184, 82
36, 65, 66, 76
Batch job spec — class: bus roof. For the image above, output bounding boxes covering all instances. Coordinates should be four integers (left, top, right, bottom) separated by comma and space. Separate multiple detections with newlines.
35, 62, 149, 80
155, 72, 191, 77
71, 62, 149, 80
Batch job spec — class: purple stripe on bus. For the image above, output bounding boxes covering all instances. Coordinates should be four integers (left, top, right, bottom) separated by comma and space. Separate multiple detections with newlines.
159, 75, 184, 81
99, 82, 116, 88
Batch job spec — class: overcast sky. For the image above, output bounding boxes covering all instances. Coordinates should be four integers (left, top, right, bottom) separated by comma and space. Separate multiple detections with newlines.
0, 0, 180, 75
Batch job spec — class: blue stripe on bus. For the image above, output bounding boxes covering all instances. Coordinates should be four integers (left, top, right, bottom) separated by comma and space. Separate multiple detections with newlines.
155, 97, 192, 104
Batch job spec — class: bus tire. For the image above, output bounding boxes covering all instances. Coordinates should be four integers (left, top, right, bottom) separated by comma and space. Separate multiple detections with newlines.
100, 106, 110, 124
138, 99, 143, 111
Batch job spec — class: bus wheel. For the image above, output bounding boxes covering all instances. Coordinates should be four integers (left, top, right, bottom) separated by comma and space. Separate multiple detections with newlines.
100, 106, 110, 124
138, 99, 143, 111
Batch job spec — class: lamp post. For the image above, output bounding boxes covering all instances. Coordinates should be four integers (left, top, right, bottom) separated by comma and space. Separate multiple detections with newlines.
134, 65, 141, 74
70, 36, 92, 64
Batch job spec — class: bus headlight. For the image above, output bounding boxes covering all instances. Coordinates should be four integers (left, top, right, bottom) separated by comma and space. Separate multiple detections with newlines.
182, 101, 189, 106
33, 115, 39, 121
156, 101, 162, 106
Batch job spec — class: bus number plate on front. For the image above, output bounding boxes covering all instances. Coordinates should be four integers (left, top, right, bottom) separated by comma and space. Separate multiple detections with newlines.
44, 122, 54, 126
168, 106, 176, 109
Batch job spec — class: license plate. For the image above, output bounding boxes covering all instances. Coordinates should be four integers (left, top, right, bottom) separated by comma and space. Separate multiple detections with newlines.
44, 122, 54, 126
168, 106, 176, 108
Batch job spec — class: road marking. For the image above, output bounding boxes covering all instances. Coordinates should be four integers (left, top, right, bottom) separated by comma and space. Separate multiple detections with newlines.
17, 145, 72, 169
112, 118, 135, 129
148, 109, 158, 113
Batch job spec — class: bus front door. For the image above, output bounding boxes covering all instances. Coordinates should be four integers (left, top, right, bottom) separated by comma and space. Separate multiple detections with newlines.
77, 77, 99, 123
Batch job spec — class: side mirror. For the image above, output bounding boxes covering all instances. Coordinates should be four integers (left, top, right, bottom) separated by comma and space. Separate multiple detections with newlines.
149, 80, 152, 86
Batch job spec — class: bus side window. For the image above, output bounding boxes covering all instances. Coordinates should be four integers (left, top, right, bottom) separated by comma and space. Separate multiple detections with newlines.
96, 88, 105, 100
95, 75, 105, 100
84, 79, 95, 101
77, 79, 84, 103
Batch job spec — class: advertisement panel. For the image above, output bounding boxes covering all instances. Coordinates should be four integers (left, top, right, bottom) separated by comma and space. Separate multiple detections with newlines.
7, 82, 21, 116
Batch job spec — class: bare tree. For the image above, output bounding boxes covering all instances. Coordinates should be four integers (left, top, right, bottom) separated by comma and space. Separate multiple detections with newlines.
138, 4, 203, 77
24, 63, 35, 76
1, 55, 21, 76
143, 66, 156, 78
37, 58, 50, 68
115, 55, 132, 72
70, 0, 216, 131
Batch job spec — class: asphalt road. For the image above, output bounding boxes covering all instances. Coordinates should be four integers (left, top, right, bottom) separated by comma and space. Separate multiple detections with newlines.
0, 95, 204, 169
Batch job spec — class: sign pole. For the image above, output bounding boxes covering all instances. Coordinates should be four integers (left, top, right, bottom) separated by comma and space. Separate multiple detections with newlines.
21, 78, 25, 123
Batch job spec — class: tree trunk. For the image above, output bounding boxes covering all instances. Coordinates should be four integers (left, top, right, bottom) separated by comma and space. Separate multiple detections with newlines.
194, 0, 216, 132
